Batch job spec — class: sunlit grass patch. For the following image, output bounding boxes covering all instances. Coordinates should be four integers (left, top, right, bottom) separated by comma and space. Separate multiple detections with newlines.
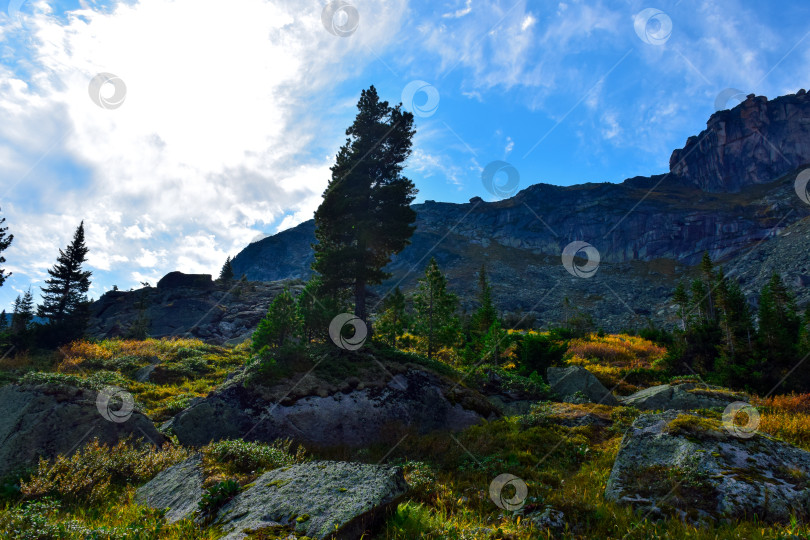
22, 337, 255, 422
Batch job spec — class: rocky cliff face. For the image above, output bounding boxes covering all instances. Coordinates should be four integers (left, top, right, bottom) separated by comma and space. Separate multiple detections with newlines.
670, 90, 810, 192
226, 170, 808, 330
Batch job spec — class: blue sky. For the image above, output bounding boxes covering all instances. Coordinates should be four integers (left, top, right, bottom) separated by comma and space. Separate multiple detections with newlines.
0, 0, 809, 311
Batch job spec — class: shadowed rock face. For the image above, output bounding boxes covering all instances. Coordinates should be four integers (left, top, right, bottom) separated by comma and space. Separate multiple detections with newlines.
169, 366, 494, 449
0, 383, 166, 478
671, 91, 810, 192
606, 411, 810, 524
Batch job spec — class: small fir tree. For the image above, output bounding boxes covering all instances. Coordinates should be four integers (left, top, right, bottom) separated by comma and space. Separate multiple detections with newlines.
413, 258, 459, 359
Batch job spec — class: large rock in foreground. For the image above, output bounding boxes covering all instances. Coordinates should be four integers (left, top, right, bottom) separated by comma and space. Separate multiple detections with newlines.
170, 362, 495, 448
619, 383, 745, 411
0, 382, 165, 478
216, 461, 407, 539
135, 455, 204, 524
605, 411, 810, 523
547, 366, 618, 406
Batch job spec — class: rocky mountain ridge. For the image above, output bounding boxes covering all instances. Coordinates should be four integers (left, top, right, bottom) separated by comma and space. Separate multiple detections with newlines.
89, 91, 810, 337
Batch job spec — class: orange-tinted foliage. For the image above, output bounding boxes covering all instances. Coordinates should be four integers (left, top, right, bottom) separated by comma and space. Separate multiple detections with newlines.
567, 333, 667, 368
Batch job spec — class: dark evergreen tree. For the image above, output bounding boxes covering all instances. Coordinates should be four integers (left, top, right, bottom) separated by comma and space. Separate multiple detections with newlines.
471, 265, 497, 335
0, 207, 12, 288
11, 288, 34, 334
312, 86, 417, 325
0, 309, 6, 332
219, 256, 235, 282
38, 222, 92, 324
376, 286, 408, 348
757, 273, 801, 388
464, 265, 501, 363
672, 281, 689, 330
253, 288, 300, 350
412, 258, 459, 359
296, 277, 346, 344
689, 279, 709, 323
479, 320, 507, 365
713, 269, 756, 387
699, 252, 716, 323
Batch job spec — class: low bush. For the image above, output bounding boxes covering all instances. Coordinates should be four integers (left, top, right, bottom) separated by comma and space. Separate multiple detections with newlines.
21, 438, 188, 506
198, 479, 240, 520
202, 439, 307, 482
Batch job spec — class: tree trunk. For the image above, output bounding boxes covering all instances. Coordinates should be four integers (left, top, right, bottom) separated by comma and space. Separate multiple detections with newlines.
354, 279, 366, 322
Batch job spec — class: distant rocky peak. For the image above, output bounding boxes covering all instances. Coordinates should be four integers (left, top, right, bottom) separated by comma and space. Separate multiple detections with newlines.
670, 90, 810, 192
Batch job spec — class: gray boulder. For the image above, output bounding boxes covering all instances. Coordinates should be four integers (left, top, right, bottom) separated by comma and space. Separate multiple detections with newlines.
619, 383, 745, 411
546, 366, 618, 406
0, 382, 165, 478
135, 454, 204, 524
170, 367, 494, 448
605, 410, 810, 523
215, 461, 407, 539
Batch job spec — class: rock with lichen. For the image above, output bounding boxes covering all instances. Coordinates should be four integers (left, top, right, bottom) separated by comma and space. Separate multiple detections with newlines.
605, 410, 810, 524
134, 454, 204, 524
215, 460, 407, 539
619, 383, 745, 411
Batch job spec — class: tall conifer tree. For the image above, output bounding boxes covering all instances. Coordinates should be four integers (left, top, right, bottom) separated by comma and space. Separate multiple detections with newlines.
413, 258, 459, 359
313, 86, 417, 324
0, 207, 12, 288
38, 222, 92, 325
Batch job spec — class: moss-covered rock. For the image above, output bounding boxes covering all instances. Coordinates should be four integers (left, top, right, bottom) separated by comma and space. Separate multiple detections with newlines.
215, 460, 407, 539
605, 410, 810, 524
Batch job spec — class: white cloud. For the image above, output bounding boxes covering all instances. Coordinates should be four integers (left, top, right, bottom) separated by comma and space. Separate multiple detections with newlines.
504, 136, 514, 155
0, 0, 407, 305
600, 110, 620, 140
443, 0, 472, 19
